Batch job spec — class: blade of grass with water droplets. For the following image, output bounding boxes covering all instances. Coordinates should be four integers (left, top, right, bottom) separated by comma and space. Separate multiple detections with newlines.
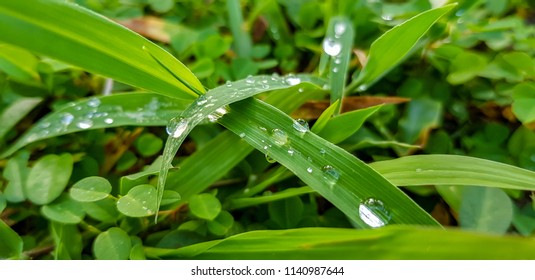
319, 16, 354, 114
156, 75, 326, 221
219, 98, 440, 228
369, 155, 535, 191
0, 93, 189, 159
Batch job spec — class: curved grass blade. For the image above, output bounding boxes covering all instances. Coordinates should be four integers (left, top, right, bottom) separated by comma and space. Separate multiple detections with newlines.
0, 97, 42, 142
228, 186, 314, 210
348, 4, 456, 92
0, 0, 203, 99
219, 98, 439, 227
145, 226, 535, 259
0, 93, 189, 158
156, 75, 325, 221
369, 155, 535, 191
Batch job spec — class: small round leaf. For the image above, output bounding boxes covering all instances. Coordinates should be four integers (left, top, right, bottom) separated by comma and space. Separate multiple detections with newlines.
117, 184, 157, 217
189, 193, 221, 221
207, 211, 234, 236
26, 153, 73, 205
70, 176, 112, 202
41, 195, 85, 224
135, 133, 163, 157
161, 190, 181, 206
93, 227, 131, 260
83, 197, 120, 222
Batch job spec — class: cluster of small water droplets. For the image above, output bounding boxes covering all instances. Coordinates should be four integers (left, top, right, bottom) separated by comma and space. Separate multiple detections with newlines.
358, 198, 391, 228
166, 116, 189, 138
292, 119, 309, 136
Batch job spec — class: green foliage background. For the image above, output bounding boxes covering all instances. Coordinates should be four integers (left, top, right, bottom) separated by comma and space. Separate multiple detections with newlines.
0, 0, 534, 259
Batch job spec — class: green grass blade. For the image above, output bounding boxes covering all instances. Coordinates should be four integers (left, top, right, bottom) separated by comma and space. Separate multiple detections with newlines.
145, 226, 535, 259
227, 0, 252, 58
228, 186, 314, 210
369, 155, 535, 191
0, 97, 42, 142
220, 98, 439, 227
0, 0, 203, 99
0, 93, 188, 158
349, 4, 456, 92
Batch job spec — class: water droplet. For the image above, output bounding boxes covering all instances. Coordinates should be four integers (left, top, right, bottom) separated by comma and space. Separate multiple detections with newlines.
333, 67, 339, 73
358, 85, 367, 91
265, 153, 276, 163
76, 119, 93, 129
226, 81, 232, 87
322, 38, 342, 57
292, 119, 309, 135
334, 22, 346, 37
104, 118, 114, 124
271, 128, 288, 146
321, 165, 340, 186
87, 97, 101, 108
319, 148, 326, 156
246, 75, 255, 84
307, 167, 313, 173
261, 83, 270, 90
196, 95, 208, 106
207, 107, 229, 122
358, 198, 391, 228
239, 132, 246, 138
284, 74, 301, 86
287, 148, 295, 156
39, 122, 51, 129
74, 106, 82, 111
166, 117, 189, 138
243, 188, 250, 194
60, 113, 74, 126
381, 14, 393, 21
298, 88, 304, 93
334, 57, 341, 64
259, 126, 268, 133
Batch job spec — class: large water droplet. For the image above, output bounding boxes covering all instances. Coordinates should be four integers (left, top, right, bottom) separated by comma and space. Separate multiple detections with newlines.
207, 107, 229, 122
322, 38, 342, 56
322, 165, 340, 186
166, 117, 189, 138
226, 81, 233, 87
60, 113, 74, 126
265, 153, 276, 163
87, 97, 101, 108
271, 128, 288, 146
334, 22, 347, 37
292, 119, 309, 135
284, 75, 301, 86
245, 75, 255, 84
76, 119, 93, 129
306, 167, 313, 173
358, 198, 391, 228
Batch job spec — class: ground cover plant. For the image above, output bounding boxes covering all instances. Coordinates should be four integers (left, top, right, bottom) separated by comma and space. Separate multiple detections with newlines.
0, 0, 534, 259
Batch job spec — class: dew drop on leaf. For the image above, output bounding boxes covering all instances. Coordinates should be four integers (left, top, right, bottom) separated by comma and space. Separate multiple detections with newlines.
166, 117, 189, 138
61, 113, 74, 126
358, 198, 391, 228
207, 106, 228, 122
271, 128, 288, 146
321, 165, 340, 186
104, 118, 114, 124
322, 38, 342, 56
334, 22, 346, 37
307, 167, 313, 173
226, 81, 232, 87
265, 153, 276, 163
287, 148, 295, 156
284, 75, 301, 86
239, 132, 246, 138
292, 119, 309, 135
76, 119, 93, 129
87, 97, 101, 108
245, 75, 255, 84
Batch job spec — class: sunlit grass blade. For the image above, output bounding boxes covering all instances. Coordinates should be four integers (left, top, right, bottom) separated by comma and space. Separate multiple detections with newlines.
220, 98, 440, 227
0, 93, 188, 158
145, 226, 535, 259
156, 75, 326, 221
369, 155, 535, 191
347, 4, 456, 92
0, 0, 203, 99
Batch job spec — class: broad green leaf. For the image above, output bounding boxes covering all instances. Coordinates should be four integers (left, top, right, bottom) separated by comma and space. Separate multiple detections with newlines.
0, 219, 23, 259
50, 222, 82, 260
268, 196, 304, 228
0, 0, 203, 99
70, 176, 112, 202
189, 193, 221, 221
26, 153, 73, 205
145, 226, 535, 259
82, 197, 120, 223
0, 44, 39, 82
0, 97, 42, 141
135, 133, 163, 157
117, 184, 157, 217
369, 155, 535, 191
317, 105, 382, 144
352, 4, 456, 91
0, 93, 188, 158
459, 187, 513, 234
93, 227, 132, 260
229, 186, 314, 210
41, 195, 85, 224
220, 98, 439, 227
207, 211, 234, 236
511, 82, 535, 124
3, 152, 29, 203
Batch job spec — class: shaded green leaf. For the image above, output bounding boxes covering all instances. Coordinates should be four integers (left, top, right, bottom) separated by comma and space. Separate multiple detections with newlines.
41, 195, 85, 224
2, 152, 29, 203
26, 153, 73, 205
189, 193, 221, 221
50, 222, 82, 260
459, 187, 513, 234
269, 196, 304, 228
0, 220, 23, 259
207, 211, 234, 236
511, 82, 535, 124
70, 176, 112, 202
93, 227, 132, 260
83, 197, 120, 223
